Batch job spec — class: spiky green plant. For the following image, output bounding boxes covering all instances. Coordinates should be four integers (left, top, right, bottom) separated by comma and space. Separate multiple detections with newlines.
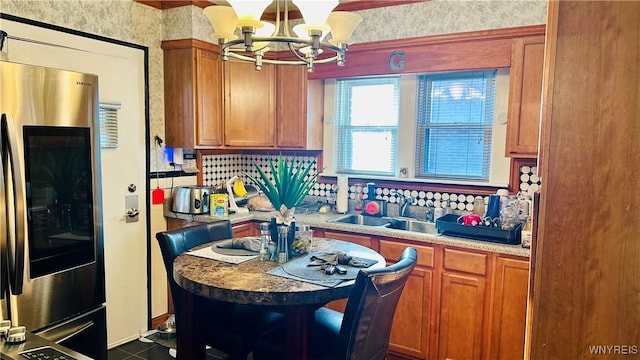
244, 155, 320, 212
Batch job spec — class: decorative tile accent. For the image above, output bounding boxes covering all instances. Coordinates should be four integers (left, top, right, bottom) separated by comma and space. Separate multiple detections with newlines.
201, 154, 320, 190
203, 155, 541, 213
519, 165, 541, 195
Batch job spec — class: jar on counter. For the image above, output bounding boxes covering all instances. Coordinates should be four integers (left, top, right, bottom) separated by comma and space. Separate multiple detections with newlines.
296, 224, 313, 251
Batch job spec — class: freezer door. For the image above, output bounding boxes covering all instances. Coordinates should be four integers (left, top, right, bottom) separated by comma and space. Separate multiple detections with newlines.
35, 305, 107, 360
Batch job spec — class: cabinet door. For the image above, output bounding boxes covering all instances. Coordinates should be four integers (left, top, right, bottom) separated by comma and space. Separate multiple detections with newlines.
505, 36, 545, 158
163, 43, 223, 148
165, 218, 205, 231
389, 268, 433, 360
232, 221, 257, 237
438, 272, 486, 360
195, 48, 224, 147
276, 66, 307, 148
224, 61, 275, 147
380, 241, 434, 360
489, 257, 529, 360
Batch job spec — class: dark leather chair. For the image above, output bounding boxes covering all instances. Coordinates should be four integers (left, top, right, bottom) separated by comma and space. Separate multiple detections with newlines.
156, 221, 283, 359
253, 246, 418, 360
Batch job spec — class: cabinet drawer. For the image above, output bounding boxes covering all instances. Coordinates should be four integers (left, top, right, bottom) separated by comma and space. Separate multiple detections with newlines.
323, 231, 373, 249
443, 248, 487, 275
380, 240, 434, 268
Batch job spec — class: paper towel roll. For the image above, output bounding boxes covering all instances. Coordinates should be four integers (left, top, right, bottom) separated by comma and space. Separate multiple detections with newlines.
336, 175, 349, 213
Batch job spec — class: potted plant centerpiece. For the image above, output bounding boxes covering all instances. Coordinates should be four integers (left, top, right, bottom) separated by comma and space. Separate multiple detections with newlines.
245, 155, 320, 255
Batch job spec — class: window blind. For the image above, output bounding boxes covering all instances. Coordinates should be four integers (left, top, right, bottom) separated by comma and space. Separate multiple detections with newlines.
99, 101, 121, 149
334, 77, 400, 176
415, 71, 496, 181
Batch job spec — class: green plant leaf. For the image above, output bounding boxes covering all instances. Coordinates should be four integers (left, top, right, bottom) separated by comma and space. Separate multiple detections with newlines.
244, 154, 321, 211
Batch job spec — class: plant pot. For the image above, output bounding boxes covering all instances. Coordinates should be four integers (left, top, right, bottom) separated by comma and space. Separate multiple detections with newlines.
270, 217, 296, 257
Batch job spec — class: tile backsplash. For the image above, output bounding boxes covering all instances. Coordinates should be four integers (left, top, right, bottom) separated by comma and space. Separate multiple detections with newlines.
201, 154, 541, 212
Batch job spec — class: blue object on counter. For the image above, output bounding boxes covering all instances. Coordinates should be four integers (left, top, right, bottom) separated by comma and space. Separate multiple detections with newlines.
486, 195, 501, 219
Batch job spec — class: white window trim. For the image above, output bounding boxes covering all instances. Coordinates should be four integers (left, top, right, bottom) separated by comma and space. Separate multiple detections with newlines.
321, 69, 511, 187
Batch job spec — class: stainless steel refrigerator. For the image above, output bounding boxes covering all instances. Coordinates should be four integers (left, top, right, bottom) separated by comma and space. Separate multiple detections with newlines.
0, 61, 107, 360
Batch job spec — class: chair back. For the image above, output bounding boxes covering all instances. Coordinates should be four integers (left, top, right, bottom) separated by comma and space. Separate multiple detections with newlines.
338, 247, 418, 360
155, 221, 233, 312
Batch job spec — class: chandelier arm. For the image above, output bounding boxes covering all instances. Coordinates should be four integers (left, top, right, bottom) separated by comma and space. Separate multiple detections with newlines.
288, 42, 308, 63
225, 51, 342, 66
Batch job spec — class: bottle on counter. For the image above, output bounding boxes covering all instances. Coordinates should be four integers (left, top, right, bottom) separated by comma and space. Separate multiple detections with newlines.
277, 226, 289, 264
521, 216, 533, 248
259, 222, 270, 261
472, 196, 486, 217
496, 189, 510, 211
425, 206, 435, 222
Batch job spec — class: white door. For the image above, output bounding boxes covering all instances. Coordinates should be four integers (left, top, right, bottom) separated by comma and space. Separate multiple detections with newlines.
1, 20, 149, 347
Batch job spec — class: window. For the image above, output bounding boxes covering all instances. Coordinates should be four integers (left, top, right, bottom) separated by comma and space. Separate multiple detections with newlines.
99, 101, 121, 149
322, 69, 509, 187
415, 71, 496, 182
334, 77, 400, 176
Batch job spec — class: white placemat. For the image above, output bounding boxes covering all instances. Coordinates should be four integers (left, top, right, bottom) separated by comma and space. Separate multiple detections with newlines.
187, 246, 258, 264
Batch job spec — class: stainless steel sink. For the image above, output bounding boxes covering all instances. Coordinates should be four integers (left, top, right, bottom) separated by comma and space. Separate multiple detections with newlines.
386, 217, 438, 234
328, 214, 392, 227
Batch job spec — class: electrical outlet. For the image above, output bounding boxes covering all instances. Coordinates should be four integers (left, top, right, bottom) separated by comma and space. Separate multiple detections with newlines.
399, 167, 409, 178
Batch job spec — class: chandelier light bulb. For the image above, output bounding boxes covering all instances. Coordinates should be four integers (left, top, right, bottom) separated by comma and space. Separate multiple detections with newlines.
293, 0, 339, 32
227, 0, 272, 28
327, 11, 363, 46
203, 6, 239, 43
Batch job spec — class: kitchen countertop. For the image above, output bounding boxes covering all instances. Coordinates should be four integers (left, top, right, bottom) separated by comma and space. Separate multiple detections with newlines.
164, 203, 530, 258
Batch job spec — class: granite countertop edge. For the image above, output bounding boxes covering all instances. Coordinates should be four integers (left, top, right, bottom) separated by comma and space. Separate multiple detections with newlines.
165, 209, 530, 258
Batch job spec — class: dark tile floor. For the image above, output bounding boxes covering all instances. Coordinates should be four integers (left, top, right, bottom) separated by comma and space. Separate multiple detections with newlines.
107, 338, 229, 360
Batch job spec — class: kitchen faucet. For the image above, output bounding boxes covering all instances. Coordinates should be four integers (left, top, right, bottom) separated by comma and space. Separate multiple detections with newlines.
400, 195, 414, 217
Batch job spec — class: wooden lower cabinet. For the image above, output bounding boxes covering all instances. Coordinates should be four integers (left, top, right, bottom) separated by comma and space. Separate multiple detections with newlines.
165, 217, 204, 231
321, 229, 374, 249
438, 272, 487, 360
489, 257, 529, 360
231, 221, 257, 237
380, 240, 434, 360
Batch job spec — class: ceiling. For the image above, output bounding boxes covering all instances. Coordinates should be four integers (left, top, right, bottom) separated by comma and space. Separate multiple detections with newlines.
135, 0, 426, 14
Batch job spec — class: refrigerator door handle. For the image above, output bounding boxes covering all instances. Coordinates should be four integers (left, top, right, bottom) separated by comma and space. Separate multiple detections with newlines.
53, 321, 95, 344
1, 114, 25, 294
0, 114, 6, 300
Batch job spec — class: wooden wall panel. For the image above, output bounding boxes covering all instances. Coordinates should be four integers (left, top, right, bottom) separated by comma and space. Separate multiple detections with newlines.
530, 2, 640, 358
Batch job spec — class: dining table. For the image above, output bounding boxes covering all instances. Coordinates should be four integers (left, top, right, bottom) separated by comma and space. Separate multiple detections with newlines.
172, 237, 386, 360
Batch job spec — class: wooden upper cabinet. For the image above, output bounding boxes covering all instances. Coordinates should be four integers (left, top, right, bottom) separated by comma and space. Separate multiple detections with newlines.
275, 66, 323, 149
224, 60, 275, 147
505, 35, 545, 158
162, 40, 223, 148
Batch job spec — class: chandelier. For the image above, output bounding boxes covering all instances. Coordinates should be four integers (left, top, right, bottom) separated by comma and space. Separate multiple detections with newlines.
203, 0, 363, 72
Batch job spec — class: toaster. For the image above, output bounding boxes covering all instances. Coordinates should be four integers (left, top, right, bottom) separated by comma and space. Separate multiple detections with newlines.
172, 186, 212, 214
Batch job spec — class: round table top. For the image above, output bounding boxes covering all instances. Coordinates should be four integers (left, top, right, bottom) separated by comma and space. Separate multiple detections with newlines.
173, 238, 386, 306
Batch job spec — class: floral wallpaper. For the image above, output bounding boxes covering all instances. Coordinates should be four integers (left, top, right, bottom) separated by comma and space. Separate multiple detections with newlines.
0, 0, 546, 172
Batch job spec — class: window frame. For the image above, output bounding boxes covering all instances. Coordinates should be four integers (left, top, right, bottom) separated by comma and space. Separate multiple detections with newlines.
414, 70, 497, 182
333, 76, 401, 177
